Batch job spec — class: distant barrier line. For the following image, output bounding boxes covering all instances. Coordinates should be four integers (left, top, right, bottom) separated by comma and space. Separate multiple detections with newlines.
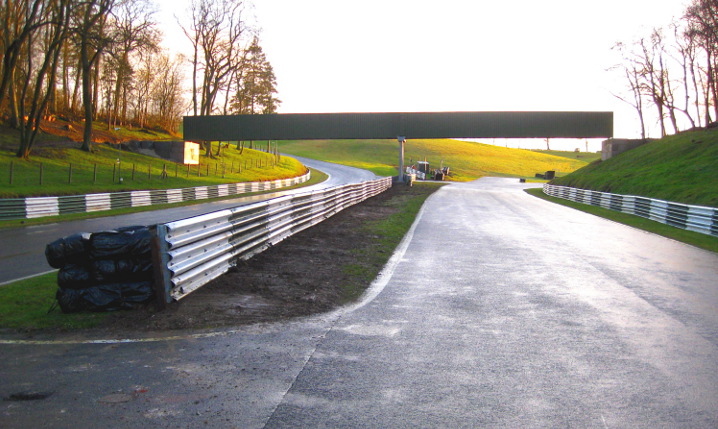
543, 184, 718, 238
0, 171, 311, 220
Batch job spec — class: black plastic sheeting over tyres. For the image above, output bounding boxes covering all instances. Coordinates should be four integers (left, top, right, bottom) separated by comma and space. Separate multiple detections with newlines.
45, 226, 155, 313
55, 282, 154, 313
89, 226, 152, 259
45, 233, 91, 269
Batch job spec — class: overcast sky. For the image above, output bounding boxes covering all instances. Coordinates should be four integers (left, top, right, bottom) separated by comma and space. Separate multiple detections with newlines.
158, 0, 691, 150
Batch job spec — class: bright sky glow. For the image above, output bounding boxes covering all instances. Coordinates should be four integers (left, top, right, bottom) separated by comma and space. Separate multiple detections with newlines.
157, 0, 691, 150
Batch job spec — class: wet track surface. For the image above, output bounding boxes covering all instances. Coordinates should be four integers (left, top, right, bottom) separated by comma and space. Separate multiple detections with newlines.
2, 177, 718, 428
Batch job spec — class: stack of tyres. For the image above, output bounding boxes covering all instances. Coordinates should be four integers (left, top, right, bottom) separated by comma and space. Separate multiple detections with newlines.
45, 226, 155, 313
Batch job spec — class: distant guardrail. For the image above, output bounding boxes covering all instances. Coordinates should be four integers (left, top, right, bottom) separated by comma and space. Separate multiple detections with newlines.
152, 177, 392, 304
0, 171, 310, 220
543, 184, 718, 237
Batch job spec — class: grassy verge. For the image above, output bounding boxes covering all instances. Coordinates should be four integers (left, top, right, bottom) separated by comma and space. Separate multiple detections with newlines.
525, 188, 718, 253
0, 272, 108, 331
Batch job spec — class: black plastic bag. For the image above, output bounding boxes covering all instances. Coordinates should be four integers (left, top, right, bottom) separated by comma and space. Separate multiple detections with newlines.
45, 233, 91, 268
57, 259, 153, 289
89, 226, 151, 259
55, 281, 155, 313
92, 258, 153, 279
57, 264, 93, 289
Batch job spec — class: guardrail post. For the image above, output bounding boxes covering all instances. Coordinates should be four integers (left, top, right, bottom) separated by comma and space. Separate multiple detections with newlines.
150, 224, 173, 308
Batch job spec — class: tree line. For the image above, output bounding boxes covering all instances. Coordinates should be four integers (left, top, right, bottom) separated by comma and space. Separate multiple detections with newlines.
612, 0, 718, 139
0, 0, 279, 159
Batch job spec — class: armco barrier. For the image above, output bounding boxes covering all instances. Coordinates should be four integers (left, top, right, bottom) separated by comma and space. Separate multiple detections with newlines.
152, 177, 392, 304
0, 171, 310, 220
543, 184, 718, 237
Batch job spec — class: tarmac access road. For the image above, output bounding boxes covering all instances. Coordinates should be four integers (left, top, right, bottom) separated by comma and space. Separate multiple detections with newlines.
0, 157, 377, 285
2, 177, 717, 428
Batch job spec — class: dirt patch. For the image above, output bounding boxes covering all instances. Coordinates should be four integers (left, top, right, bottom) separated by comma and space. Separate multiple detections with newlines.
99, 184, 439, 333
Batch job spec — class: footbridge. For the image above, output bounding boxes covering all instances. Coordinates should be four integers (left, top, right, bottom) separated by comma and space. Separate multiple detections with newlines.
183, 111, 614, 180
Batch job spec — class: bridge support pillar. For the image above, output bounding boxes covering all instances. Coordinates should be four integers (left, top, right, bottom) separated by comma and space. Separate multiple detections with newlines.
398, 136, 406, 183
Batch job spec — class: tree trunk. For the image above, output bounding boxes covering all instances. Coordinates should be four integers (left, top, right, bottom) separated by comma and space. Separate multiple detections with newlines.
706, 55, 714, 125
92, 55, 101, 120
80, 40, 94, 151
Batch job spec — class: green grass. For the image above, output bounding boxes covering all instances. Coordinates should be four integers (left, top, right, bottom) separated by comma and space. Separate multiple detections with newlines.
0, 272, 109, 331
526, 188, 718, 253
0, 126, 307, 198
551, 129, 718, 207
278, 139, 589, 181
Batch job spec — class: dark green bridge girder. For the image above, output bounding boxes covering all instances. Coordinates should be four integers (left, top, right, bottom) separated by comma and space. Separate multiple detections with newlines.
183, 111, 613, 141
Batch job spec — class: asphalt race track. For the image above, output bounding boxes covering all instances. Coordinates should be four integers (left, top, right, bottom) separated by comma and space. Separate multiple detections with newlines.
2, 177, 717, 428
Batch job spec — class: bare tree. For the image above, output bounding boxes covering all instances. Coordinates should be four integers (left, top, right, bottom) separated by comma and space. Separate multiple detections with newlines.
133, 50, 153, 127
151, 52, 186, 131
74, 0, 115, 151
637, 32, 670, 136
611, 42, 648, 139
104, 0, 159, 129
16, 0, 73, 159
669, 20, 699, 129
181, 0, 248, 156
685, 0, 718, 123
0, 0, 50, 127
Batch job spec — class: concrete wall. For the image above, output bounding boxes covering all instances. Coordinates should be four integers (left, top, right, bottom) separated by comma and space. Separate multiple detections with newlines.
601, 138, 650, 161
124, 140, 186, 164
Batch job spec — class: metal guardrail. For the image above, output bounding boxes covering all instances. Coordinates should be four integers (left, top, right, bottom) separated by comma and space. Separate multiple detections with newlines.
543, 184, 718, 237
0, 172, 310, 220
153, 177, 392, 303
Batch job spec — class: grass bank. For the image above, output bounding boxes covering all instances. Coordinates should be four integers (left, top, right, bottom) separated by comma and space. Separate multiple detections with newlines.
551, 128, 718, 207
0, 141, 305, 198
278, 139, 590, 181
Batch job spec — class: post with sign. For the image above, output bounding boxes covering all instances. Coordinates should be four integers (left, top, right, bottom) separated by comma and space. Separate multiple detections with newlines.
184, 142, 200, 165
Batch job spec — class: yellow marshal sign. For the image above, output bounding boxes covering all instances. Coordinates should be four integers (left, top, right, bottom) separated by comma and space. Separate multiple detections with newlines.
184, 142, 200, 165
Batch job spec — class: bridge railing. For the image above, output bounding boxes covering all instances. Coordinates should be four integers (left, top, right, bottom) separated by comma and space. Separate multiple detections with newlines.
152, 177, 392, 303
543, 184, 718, 237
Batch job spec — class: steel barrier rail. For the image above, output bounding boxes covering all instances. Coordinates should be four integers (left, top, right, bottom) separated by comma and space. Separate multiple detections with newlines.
0, 171, 310, 220
153, 177, 392, 303
543, 184, 718, 237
